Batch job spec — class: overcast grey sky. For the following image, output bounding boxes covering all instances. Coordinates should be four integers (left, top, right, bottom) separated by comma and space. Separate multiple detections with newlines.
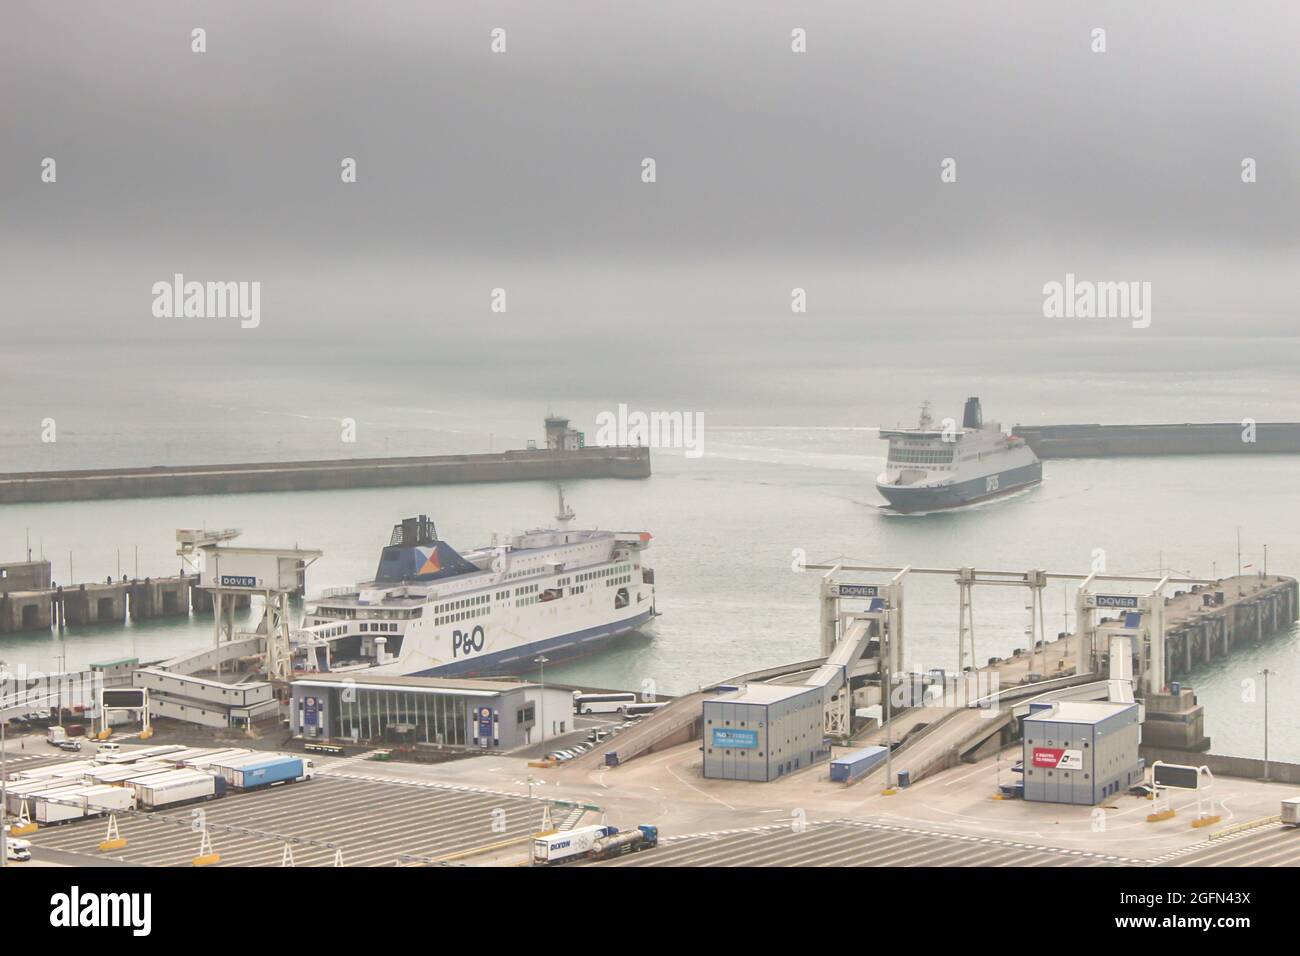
2, 1, 1297, 352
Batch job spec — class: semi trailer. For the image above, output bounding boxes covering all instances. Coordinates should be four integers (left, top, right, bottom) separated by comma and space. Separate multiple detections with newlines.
130, 769, 228, 809
33, 785, 135, 824
531, 824, 659, 864
212, 755, 314, 791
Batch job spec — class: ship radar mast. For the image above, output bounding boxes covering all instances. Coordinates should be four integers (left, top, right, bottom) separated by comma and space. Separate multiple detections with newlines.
918, 400, 934, 431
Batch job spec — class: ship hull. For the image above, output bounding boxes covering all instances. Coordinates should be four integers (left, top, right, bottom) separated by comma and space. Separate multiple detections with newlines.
411, 607, 656, 678
876, 461, 1042, 513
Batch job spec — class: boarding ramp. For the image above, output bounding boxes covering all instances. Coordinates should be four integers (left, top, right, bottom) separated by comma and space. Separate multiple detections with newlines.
803, 617, 875, 738
156, 635, 265, 675
804, 619, 873, 704
1106, 631, 1136, 704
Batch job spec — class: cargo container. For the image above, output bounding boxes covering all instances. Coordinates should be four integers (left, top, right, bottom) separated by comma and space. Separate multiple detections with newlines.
14, 760, 96, 782
96, 744, 187, 765
1282, 797, 1300, 828
82, 761, 175, 786
215, 755, 314, 790
182, 748, 254, 771
43, 764, 106, 785
5, 781, 87, 816
130, 769, 228, 810
33, 785, 135, 824
829, 745, 889, 783
157, 747, 222, 766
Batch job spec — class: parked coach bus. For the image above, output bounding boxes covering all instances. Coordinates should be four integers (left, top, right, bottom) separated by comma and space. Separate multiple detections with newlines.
573, 692, 637, 715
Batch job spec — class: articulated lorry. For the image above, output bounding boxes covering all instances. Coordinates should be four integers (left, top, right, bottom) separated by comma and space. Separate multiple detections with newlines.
211, 754, 314, 791
532, 824, 659, 864
130, 769, 228, 809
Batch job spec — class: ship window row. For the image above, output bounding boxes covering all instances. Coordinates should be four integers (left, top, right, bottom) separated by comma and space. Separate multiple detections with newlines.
888, 448, 955, 464
576, 564, 629, 583
318, 607, 422, 621
434, 594, 489, 615
360, 622, 399, 633
514, 583, 539, 597
435, 605, 489, 627
606, 574, 631, 587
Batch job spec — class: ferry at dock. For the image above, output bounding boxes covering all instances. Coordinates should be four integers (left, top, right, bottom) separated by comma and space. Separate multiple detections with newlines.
291, 493, 656, 677
875, 398, 1042, 513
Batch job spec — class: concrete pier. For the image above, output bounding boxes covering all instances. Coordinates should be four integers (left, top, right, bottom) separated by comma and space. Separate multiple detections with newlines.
1015, 421, 1300, 457
0, 560, 221, 632
0, 445, 651, 504
1162, 575, 1297, 680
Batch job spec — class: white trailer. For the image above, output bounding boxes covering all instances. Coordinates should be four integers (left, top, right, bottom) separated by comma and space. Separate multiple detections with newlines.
1282, 796, 1300, 827
96, 744, 187, 765
14, 760, 97, 782
130, 769, 227, 809
5, 781, 87, 816
531, 825, 617, 865
82, 761, 174, 786
41, 764, 104, 785
33, 785, 134, 824
182, 748, 254, 770
157, 747, 221, 766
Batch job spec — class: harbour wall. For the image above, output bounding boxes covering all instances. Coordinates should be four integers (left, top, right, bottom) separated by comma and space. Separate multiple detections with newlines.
0, 445, 651, 504
1014, 422, 1300, 458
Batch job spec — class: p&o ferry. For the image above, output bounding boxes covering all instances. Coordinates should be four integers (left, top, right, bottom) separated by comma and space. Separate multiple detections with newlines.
292, 493, 656, 677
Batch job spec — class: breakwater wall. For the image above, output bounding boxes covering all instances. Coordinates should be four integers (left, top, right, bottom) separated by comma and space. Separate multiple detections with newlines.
1014, 422, 1300, 458
0, 446, 651, 504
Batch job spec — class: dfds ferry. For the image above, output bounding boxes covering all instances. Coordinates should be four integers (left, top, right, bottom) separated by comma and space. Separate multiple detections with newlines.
875, 398, 1042, 513
292, 494, 656, 677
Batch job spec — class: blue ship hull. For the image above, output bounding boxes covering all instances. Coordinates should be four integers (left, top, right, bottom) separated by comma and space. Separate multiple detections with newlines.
877, 461, 1042, 513
412, 607, 657, 678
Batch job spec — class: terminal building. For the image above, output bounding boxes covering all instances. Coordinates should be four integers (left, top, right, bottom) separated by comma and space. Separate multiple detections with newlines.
289, 672, 573, 750
1022, 700, 1142, 805
702, 684, 830, 782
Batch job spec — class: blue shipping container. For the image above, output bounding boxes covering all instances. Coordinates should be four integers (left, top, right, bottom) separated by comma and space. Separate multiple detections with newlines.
231, 757, 304, 789
829, 745, 888, 783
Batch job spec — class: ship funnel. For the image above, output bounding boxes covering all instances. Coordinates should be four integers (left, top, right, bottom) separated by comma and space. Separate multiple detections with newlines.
962, 397, 983, 430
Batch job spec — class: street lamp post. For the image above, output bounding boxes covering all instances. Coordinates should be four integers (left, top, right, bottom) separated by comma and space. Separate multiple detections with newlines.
534, 656, 550, 745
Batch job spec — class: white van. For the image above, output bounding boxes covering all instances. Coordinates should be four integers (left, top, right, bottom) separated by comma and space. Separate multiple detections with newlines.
3, 827, 33, 863
94, 742, 123, 761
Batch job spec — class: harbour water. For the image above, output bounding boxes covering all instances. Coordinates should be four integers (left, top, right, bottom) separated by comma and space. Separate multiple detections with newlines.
2, 345, 1298, 760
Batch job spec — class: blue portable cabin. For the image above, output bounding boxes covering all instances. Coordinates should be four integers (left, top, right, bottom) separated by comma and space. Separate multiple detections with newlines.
829, 745, 889, 783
